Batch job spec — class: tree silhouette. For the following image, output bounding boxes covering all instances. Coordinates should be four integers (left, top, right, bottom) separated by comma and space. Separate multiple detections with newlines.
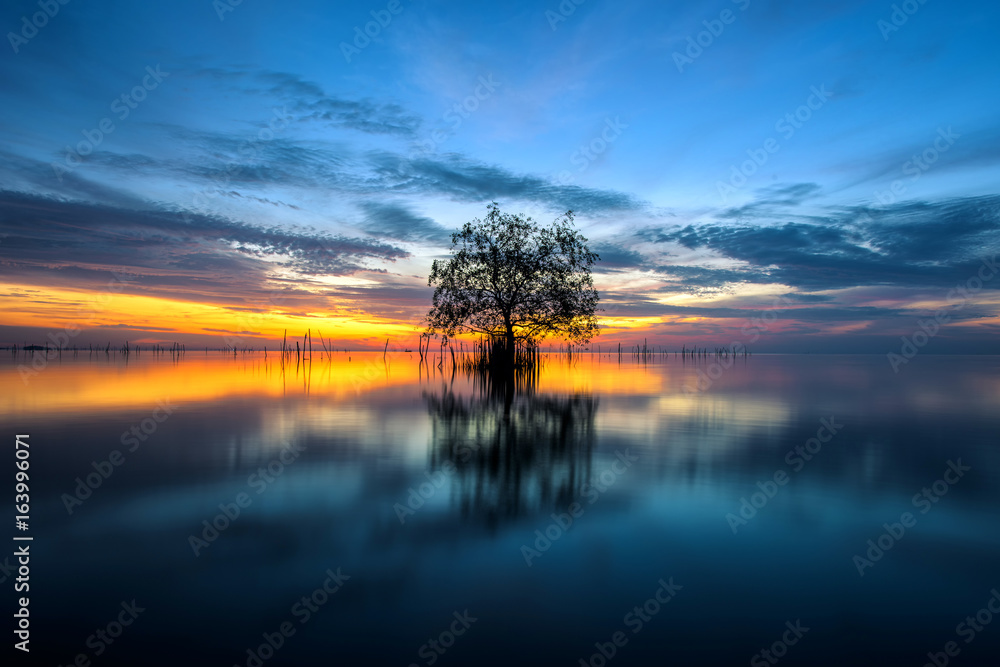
426, 202, 600, 355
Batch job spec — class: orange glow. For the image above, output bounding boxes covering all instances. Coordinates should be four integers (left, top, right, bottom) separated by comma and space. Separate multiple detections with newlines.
0, 352, 680, 418
0, 282, 418, 344
3, 282, 749, 348
1, 353, 420, 417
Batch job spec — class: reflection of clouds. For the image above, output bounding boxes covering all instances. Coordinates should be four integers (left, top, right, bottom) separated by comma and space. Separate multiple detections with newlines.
228, 400, 432, 468
598, 394, 792, 461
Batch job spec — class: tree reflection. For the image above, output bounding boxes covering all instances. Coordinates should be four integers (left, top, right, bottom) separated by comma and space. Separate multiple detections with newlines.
423, 366, 597, 528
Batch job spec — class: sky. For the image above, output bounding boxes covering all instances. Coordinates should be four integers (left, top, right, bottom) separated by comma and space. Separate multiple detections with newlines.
2, 0, 999, 352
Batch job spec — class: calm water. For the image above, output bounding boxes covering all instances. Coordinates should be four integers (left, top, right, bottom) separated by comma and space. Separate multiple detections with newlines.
3, 352, 999, 666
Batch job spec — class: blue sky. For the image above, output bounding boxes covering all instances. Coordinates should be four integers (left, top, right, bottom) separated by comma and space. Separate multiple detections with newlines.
2, 0, 999, 351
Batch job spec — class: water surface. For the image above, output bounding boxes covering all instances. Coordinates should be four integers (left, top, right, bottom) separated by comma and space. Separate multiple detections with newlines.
4, 352, 999, 666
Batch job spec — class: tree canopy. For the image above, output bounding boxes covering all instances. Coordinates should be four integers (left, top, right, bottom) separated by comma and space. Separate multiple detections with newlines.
426, 203, 600, 350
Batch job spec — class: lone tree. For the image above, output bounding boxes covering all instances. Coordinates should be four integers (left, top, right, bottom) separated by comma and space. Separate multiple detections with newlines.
426, 202, 600, 356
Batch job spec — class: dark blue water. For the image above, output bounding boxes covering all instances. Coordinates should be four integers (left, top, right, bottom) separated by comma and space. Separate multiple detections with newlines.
4, 353, 1000, 666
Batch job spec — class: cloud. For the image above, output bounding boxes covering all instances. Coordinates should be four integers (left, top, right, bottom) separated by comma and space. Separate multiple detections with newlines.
191, 68, 422, 137
65, 135, 645, 216
644, 194, 1000, 292
0, 190, 409, 303
379, 153, 644, 213
833, 123, 1000, 192
358, 201, 452, 244
591, 241, 646, 270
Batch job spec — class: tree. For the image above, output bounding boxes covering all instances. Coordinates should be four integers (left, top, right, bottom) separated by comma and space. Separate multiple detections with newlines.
426, 202, 600, 355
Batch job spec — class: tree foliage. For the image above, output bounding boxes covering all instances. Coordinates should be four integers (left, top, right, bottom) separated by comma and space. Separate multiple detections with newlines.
426, 203, 600, 348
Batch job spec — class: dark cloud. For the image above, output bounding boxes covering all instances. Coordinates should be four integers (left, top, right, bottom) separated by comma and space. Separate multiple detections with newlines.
649, 265, 775, 293
359, 201, 452, 244
779, 292, 834, 304
0, 149, 150, 209
191, 68, 422, 137
392, 154, 643, 213
644, 194, 1000, 292
0, 190, 409, 303
596, 288, 912, 324
589, 241, 645, 271
757, 182, 823, 205
834, 124, 1000, 192
69, 136, 644, 216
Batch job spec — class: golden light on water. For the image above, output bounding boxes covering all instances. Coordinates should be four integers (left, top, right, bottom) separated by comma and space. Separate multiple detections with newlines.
0, 351, 749, 418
